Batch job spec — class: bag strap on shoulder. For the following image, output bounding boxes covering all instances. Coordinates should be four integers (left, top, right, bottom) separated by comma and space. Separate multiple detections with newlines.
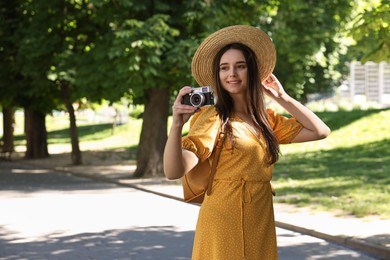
206, 119, 227, 196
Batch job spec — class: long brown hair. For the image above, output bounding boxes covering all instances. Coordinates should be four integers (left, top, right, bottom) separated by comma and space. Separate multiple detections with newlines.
212, 43, 279, 164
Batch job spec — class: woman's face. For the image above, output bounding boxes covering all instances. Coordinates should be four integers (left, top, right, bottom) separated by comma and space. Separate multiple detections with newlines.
219, 48, 248, 97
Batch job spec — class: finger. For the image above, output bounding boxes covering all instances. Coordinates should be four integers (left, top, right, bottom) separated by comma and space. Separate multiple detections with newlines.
267, 77, 276, 84
262, 81, 272, 90
268, 73, 278, 83
263, 74, 272, 83
268, 73, 277, 81
173, 103, 198, 114
175, 86, 192, 103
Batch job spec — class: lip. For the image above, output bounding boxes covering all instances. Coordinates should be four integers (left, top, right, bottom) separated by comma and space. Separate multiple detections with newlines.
227, 80, 241, 84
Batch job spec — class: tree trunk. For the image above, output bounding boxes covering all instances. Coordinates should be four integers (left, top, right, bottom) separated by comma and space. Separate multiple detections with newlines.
133, 88, 169, 178
1, 106, 14, 159
25, 108, 49, 159
60, 81, 82, 165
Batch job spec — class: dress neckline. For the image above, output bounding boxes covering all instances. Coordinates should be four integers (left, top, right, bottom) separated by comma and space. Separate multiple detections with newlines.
233, 113, 261, 139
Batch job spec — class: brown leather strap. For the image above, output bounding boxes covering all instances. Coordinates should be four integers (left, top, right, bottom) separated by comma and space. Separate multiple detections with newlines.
206, 130, 226, 196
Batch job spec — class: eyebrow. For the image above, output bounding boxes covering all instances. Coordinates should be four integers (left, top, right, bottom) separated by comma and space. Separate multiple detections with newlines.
219, 61, 247, 66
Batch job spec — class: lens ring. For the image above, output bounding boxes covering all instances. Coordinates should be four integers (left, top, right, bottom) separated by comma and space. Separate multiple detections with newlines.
190, 93, 205, 107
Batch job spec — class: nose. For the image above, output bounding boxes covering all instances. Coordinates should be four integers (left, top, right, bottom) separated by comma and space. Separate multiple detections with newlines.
228, 67, 237, 77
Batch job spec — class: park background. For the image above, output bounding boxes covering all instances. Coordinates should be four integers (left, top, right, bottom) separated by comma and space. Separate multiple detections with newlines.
0, 0, 389, 220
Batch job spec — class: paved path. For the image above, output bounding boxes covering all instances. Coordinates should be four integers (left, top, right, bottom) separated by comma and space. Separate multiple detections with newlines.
0, 162, 380, 259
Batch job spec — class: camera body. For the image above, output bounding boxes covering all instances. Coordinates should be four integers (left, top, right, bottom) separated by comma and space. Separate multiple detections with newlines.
182, 86, 214, 107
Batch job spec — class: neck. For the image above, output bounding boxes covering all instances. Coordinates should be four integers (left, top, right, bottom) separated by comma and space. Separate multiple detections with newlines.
232, 96, 248, 115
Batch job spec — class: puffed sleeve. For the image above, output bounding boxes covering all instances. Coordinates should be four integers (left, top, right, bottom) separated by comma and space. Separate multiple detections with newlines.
267, 109, 303, 144
182, 106, 221, 161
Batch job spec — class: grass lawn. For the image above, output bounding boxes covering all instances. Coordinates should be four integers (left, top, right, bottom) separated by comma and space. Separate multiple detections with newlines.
273, 108, 390, 219
7, 108, 390, 218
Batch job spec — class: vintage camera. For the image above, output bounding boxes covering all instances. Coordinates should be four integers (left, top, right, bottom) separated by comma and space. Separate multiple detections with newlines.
182, 86, 215, 107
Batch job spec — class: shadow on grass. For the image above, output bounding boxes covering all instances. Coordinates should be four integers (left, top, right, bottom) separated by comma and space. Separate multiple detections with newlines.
14, 123, 114, 144
314, 108, 388, 132
274, 140, 389, 181
13, 108, 388, 146
49, 123, 113, 143
129, 145, 137, 160
273, 140, 390, 217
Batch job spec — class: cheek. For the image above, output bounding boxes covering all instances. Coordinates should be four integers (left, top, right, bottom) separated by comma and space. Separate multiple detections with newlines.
239, 69, 248, 77
219, 70, 227, 79
219, 72, 229, 86
240, 71, 248, 83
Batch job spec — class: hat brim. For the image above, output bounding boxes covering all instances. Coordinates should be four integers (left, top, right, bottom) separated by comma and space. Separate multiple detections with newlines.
191, 25, 276, 88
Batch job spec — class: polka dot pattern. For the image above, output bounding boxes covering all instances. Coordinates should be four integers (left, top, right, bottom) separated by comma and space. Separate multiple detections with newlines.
182, 107, 303, 259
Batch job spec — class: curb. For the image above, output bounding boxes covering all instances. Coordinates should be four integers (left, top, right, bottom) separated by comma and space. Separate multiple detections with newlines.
67, 171, 390, 260
275, 221, 389, 260
13, 160, 388, 260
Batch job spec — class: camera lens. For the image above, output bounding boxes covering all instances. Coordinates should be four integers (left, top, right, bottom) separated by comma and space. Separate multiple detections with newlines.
190, 93, 205, 107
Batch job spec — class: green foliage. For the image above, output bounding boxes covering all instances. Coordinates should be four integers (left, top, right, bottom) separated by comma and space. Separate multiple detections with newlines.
349, 0, 390, 62
1, 0, 364, 109
268, 0, 355, 100
129, 105, 144, 119
0, 2, 34, 107
75, 1, 207, 104
171, 0, 358, 101
0, 0, 88, 112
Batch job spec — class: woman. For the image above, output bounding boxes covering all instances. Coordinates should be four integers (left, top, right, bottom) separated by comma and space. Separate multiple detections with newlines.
164, 25, 330, 259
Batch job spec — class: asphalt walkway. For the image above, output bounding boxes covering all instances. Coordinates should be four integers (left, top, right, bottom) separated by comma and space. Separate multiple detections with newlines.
1, 161, 382, 260
8, 158, 390, 260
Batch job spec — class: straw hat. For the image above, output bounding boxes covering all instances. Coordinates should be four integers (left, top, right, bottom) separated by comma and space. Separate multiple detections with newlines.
191, 25, 276, 88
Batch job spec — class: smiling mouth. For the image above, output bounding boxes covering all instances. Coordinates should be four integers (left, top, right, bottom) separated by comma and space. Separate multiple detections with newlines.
228, 81, 240, 84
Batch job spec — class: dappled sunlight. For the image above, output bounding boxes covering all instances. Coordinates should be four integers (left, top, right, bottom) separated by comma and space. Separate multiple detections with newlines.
0, 226, 194, 259
0, 161, 383, 259
276, 227, 373, 259
275, 205, 390, 252
11, 168, 50, 174
274, 139, 390, 218
63, 164, 137, 177
9, 149, 136, 174
0, 180, 199, 242
0, 168, 198, 260
281, 109, 390, 154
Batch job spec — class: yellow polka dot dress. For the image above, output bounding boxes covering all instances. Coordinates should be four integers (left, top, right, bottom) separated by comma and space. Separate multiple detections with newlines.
182, 106, 303, 260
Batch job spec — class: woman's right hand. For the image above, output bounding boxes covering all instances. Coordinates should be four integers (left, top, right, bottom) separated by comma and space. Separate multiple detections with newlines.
171, 86, 199, 128
164, 86, 200, 180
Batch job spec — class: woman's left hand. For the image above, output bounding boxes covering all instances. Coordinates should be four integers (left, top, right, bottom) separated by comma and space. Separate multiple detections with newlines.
262, 74, 331, 142
262, 74, 287, 99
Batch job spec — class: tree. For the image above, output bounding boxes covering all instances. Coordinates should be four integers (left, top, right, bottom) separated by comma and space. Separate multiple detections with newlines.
1, 0, 361, 174
184, 0, 355, 101
128, 0, 268, 177
12, 0, 68, 159
76, 2, 205, 177
1, 107, 14, 157
0, 0, 53, 159
0, 1, 19, 156
264, 0, 355, 100
81, 0, 356, 177
12, 0, 107, 163
349, 0, 390, 62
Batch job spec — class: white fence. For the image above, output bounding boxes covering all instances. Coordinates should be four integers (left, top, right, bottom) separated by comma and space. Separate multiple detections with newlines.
345, 61, 390, 106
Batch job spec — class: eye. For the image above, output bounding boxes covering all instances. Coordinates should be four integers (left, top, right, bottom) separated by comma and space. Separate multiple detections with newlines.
219, 66, 229, 71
